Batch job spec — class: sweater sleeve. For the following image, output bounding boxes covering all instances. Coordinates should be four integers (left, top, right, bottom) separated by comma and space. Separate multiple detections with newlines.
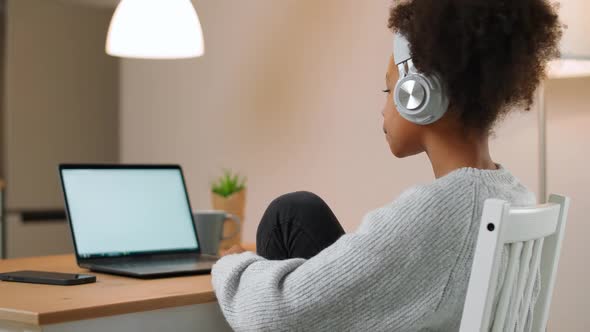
211, 185, 474, 331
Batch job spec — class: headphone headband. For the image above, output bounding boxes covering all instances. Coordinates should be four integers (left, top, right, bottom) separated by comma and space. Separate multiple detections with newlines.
393, 33, 411, 65
392, 32, 449, 125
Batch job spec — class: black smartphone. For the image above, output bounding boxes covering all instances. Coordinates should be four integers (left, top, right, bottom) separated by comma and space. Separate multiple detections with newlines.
0, 270, 96, 286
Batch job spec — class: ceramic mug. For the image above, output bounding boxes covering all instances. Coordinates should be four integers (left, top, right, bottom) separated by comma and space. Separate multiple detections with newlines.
193, 210, 241, 256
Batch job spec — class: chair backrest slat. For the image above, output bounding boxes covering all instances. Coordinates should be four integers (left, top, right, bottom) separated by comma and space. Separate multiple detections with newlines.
517, 238, 544, 332
509, 239, 534, 331
459, 194, 570, 332
492, 242, 523, 332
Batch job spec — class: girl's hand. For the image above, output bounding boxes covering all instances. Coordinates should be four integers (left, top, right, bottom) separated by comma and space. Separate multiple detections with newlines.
221, 244, 246, 256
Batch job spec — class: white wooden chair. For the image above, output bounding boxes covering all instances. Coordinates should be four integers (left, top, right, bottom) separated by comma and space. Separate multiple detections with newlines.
459, 194, 570, 332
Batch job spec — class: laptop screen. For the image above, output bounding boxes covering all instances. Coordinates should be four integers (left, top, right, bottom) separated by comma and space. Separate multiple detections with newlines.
61, 167, 199, 258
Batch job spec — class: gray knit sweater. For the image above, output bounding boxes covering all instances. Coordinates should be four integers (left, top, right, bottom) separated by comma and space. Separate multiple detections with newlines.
211, 166, 537, 331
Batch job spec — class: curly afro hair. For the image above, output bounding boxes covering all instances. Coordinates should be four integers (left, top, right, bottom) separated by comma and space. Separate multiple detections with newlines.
388, 0, 563, 133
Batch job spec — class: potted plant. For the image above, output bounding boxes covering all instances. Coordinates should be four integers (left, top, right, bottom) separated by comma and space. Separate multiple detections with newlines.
211, 170, 247, 251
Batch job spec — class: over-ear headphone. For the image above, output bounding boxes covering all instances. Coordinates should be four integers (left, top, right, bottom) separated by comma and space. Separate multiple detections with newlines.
393, 33, 449, 125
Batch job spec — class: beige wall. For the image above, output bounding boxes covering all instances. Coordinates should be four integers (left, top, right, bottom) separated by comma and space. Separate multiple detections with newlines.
545, 76, 590, 331
121, 0, 538, 232
120, 0, 432, 231
118, 2, 541, 240
119, 0, 590, 330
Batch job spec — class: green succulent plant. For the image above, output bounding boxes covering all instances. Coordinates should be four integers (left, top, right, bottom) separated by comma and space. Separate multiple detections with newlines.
211, 169, 247, 198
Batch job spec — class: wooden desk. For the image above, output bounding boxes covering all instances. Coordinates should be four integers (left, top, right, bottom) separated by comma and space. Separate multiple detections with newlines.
0, 255, 234, 332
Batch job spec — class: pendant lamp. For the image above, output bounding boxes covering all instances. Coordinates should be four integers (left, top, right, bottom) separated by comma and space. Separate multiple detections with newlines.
106, 0, 204, 59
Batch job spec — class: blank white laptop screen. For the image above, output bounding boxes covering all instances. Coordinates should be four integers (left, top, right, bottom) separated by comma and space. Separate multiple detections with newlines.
61, 168, 198, 257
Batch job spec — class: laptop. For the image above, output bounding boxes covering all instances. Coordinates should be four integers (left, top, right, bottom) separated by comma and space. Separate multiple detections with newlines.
59, 164, 219, 278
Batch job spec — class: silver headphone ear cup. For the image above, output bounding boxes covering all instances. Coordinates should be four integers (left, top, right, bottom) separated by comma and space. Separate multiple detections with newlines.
392, 32, 449, 125
394, 73, 449, 125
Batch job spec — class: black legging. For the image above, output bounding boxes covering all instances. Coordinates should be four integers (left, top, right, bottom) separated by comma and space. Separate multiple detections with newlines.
256, 191, 346, 260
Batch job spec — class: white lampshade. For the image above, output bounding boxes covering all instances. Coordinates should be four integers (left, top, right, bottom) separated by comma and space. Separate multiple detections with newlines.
548, 0, 590, 79
106, 0, 204, 59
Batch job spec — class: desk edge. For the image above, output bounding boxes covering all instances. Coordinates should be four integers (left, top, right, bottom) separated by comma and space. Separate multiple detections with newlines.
0, 308, 39, 325
37, 292, 218, 325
